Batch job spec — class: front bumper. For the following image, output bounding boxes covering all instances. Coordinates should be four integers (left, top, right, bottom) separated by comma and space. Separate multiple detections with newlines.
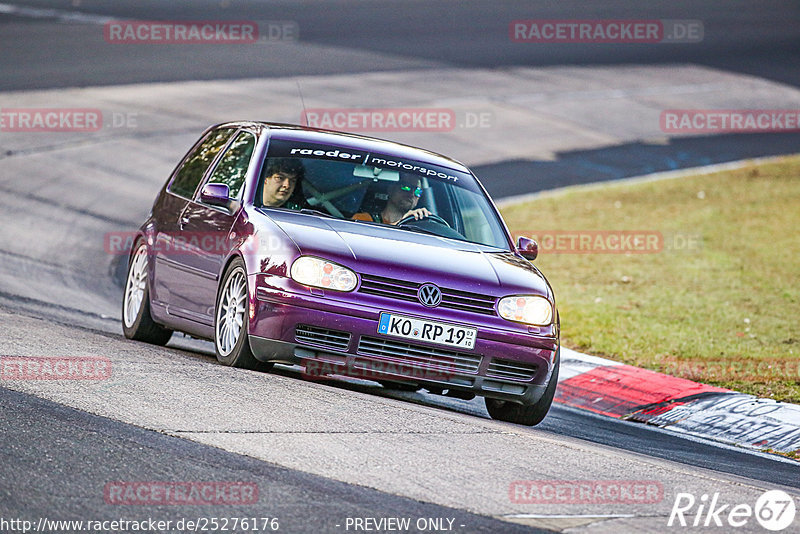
249, 276, 559, 406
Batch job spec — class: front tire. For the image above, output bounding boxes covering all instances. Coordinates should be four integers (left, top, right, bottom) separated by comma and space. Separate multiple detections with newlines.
484, 349, 560, 426
122, 241, 173, 345
214, 258, 271, 371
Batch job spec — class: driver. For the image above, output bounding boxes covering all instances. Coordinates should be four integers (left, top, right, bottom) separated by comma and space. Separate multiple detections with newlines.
352, 174, 432, 225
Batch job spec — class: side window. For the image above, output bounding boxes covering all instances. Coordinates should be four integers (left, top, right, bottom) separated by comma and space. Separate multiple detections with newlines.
168, 128, 235, 198
205, 131, 256, 200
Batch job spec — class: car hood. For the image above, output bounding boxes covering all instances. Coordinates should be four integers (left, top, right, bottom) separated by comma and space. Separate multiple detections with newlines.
262, 210, 551, 297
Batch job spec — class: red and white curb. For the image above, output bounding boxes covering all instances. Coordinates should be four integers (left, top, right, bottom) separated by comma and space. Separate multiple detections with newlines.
556, 347, 800, 456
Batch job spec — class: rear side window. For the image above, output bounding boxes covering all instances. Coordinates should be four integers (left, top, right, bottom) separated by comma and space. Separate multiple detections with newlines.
169, 128, 235, 198
206, 131, 256, 200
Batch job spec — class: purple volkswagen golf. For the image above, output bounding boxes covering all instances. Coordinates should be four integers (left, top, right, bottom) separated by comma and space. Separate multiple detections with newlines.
122, 122, 559, 425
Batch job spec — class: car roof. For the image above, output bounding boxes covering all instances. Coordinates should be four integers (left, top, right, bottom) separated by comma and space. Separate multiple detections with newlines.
212, 121, 472, 174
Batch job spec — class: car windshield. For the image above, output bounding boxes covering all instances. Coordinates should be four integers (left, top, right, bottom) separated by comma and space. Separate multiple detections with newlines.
255, 138, 511, 250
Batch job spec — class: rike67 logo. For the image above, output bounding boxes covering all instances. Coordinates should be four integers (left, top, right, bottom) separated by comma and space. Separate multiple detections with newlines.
668, 490, 796, 531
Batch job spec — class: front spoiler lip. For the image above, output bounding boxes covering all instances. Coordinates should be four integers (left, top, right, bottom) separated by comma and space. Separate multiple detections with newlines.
248, 335, 554, 406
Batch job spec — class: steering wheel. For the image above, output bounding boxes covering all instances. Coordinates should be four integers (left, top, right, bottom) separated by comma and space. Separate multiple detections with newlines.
395, 213, 451, 228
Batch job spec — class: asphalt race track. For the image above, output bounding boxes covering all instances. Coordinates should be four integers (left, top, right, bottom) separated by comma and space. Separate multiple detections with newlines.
1, 1, 800, 532
1, 0, 799, 89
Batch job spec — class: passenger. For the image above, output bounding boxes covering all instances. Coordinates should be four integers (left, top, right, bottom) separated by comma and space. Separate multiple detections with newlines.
353, 175, 432, 224
261, 158, 305, 209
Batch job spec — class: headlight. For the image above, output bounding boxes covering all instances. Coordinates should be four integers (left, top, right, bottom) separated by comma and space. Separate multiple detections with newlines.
290, 256, 357, 292
498, 295, 553, 326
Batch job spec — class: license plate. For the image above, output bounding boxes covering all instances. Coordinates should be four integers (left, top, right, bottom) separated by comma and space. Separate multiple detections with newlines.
377, 312, 477, 350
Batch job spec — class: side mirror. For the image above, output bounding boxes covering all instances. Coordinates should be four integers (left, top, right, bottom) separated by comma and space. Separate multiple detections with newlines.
517, 236, 538, 261
200, 183, 232, 208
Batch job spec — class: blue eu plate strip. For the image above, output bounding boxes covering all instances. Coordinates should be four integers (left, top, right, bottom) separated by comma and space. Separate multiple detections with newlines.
378, 312, 390, 333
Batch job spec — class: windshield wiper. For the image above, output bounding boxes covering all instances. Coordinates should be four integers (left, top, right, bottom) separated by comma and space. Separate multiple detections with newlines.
395, 225, 445, 237
300, 208, 337, 219
395, 224, 470, 242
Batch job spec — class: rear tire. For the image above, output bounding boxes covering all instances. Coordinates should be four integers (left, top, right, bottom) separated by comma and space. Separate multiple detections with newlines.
214, 258, 272, 371
484, 349, 559, 426
122, 241, 173, 345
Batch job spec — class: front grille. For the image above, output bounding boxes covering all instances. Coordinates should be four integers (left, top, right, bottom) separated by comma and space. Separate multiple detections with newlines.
357, 335, 482, 373
359, 274, 497, 315
486, 358, 538, 381
295, 325, 351, 352
440, 287, 497, 315
359, 274, 418, 302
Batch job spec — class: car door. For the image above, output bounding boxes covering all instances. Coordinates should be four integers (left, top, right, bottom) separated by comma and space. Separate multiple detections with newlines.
153, 127, 236, 321
166, 130, 257, 325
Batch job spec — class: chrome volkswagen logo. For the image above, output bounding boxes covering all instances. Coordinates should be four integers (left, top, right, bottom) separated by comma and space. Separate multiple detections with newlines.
417, 283, 442, 307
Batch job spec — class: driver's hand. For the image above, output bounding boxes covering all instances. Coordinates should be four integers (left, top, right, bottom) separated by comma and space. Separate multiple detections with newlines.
401, 207, 432, 221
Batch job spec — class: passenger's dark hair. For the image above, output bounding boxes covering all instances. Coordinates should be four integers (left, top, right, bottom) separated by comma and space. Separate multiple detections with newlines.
263, 157, 305, 181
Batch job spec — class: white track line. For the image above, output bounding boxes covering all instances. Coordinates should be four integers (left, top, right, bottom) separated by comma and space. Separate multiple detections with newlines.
0, 2, 119, 24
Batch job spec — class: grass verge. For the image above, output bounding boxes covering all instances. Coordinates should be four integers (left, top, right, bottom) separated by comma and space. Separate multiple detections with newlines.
501, 155, 800, 402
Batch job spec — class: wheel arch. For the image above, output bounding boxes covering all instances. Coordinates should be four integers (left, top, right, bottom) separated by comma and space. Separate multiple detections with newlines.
125, 231, 155, 299
215, 251, 250, 322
